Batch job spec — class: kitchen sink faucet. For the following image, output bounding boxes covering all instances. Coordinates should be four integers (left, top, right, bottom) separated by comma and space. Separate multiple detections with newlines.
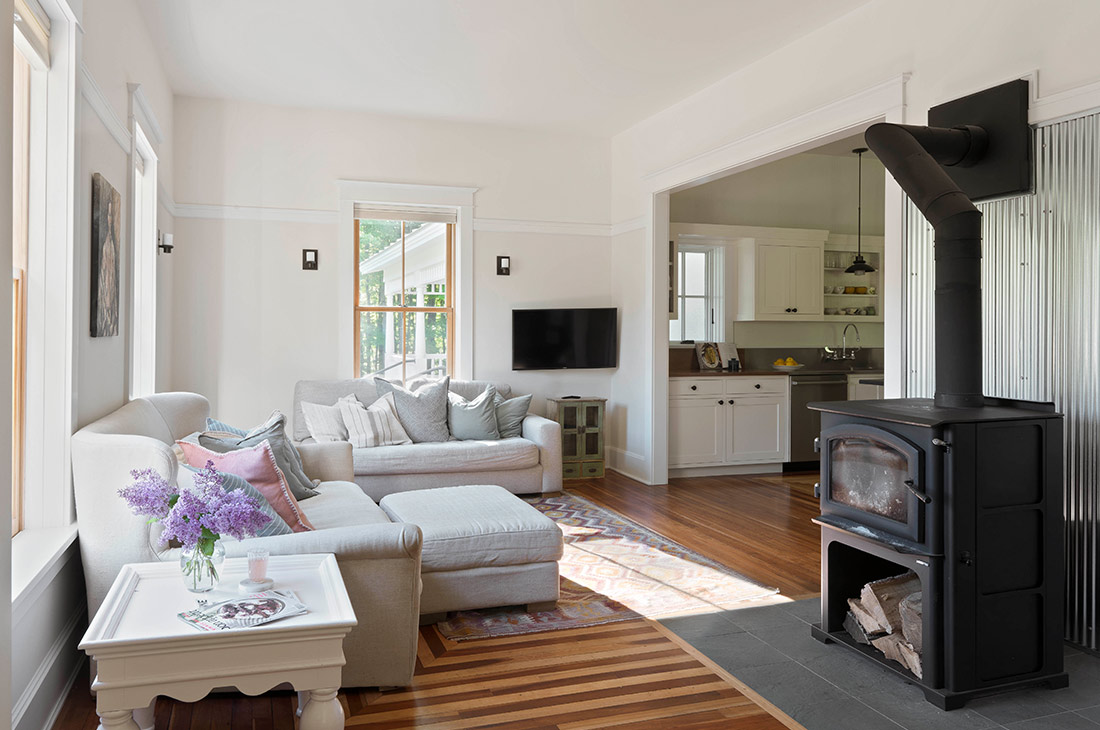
824, 323, 861, 361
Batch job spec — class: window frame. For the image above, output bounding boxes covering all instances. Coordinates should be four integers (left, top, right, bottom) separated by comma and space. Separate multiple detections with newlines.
669, 244, 724, 344
352, 218, 455, 383
127, 119, 157, 398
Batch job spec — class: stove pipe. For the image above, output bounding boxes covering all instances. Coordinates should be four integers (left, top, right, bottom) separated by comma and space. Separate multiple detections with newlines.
865, 123, 989, 409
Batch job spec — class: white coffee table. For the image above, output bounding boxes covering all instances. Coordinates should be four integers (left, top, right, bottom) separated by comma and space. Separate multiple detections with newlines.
79, 553, 356, 730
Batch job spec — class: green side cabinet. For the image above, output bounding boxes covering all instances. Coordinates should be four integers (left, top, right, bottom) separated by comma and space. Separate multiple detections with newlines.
547, 397, 607, 480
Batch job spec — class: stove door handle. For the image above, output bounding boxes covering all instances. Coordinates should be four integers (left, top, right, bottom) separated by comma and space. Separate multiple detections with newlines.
904, 479, 932, 505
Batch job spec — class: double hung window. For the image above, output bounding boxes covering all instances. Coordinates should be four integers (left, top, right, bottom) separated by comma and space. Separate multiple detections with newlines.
354, 207, 455, 383
669, 244, 723, 343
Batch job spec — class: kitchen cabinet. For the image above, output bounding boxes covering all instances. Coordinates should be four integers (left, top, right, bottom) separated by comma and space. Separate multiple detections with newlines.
735, 238, 825, 321
847, 373, 885, 400
669, 376, 789, 468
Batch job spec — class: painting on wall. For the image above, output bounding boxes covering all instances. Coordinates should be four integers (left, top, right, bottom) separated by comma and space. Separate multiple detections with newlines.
90, 172, 120, 337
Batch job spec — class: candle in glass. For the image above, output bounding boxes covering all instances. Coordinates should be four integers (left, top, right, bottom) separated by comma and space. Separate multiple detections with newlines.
247, 549, 269, 582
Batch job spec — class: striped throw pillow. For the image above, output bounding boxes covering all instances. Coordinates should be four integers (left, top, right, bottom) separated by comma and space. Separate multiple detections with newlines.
301, 400, 349, 443
338, 393, 412, 448
206, 417, 247, 437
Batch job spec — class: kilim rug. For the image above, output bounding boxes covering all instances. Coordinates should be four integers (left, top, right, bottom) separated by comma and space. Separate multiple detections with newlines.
436, 492, 778, 640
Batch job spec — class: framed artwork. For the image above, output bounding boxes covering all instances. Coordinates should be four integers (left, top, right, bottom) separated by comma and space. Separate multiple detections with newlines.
91, 173, 120, 337
695, 342, 723, 371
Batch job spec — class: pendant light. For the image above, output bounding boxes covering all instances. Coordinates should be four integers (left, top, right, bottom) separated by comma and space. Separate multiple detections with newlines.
845, 147, 876, 276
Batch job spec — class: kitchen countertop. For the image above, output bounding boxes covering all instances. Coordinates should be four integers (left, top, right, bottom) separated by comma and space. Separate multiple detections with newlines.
670, 368, 884, 378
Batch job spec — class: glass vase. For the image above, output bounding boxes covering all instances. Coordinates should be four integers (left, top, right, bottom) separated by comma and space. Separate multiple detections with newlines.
180, 538, 225, 593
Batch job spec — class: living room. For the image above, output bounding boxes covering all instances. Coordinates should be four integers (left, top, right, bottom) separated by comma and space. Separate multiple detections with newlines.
5, 1, 1100, 729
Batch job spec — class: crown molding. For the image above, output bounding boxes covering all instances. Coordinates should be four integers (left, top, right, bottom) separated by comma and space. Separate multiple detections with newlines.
127, 82, 164, 146
473, 218, 609, 237
79, 62, 129, 152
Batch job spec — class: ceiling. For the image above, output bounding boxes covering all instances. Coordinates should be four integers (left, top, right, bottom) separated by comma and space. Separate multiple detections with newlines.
137, 0, 870, 135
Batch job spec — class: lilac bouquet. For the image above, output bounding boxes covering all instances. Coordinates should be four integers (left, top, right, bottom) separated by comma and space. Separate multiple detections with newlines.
119, 461, 273, 591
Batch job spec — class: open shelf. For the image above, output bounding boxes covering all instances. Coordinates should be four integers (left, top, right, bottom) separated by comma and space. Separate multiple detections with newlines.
824, 293, 878, 298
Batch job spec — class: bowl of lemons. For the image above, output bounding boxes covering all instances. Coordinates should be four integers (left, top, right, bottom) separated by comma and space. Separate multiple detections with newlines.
771, 357, 804, 372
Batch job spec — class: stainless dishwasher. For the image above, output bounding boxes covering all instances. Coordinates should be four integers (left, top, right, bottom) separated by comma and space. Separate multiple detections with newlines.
788, 374, 848, 462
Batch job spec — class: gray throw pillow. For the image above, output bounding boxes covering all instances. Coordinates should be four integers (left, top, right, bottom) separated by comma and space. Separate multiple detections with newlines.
494, 393, 533, 438
374, 377, 450, 443
198, 411, 320, 500
448, 386, 500, 440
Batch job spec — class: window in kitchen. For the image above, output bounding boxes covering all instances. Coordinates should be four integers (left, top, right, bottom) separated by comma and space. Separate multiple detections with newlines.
669, 245, 723, 343
354, 209, 455, 384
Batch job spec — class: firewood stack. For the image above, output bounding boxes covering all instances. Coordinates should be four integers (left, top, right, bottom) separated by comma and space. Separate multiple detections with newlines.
843, 571, 923, 678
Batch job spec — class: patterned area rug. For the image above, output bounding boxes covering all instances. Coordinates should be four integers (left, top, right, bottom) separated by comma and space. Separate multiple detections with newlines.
436, 492, 778, 640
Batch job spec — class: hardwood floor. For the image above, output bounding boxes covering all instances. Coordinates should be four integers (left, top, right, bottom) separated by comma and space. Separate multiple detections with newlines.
568, 470, 821, 600
53, 470, 818, 729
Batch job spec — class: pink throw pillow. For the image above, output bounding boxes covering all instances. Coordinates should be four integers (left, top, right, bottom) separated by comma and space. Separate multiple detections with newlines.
178, 439, 314, 533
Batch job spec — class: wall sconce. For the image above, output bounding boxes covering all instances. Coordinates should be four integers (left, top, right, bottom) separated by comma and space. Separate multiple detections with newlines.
302, 249, 319, 270
496, 255, 510, 276
157, 232, 174, 255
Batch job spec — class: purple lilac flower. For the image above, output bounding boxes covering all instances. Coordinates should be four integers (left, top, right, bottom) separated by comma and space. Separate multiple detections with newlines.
210, 488, 273, 540
159, 487, 211, 550
118, 468, 174, 520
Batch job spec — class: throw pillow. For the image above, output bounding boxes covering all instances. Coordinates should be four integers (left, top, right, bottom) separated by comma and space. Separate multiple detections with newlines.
373, 376, 450, 443
178, 440, 313, 533
448, 386, 500, 440
178, 463, 292, 538
301, 400, 349, 443
494, 393, 533, 438
206, 417, 247, 437
338, 393, 412, 448
198, 411, 319, 500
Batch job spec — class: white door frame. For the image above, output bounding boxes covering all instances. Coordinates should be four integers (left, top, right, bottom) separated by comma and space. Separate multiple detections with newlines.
639, 74, 910, 485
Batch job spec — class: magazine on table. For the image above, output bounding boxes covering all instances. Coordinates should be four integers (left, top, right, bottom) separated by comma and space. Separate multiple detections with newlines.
178, 589, 308, 632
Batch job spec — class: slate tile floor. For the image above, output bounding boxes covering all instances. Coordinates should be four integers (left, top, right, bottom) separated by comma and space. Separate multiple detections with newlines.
660, 599, 1100, 730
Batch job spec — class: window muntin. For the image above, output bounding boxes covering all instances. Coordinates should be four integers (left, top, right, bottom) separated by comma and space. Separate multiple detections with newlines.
355, 219, 454, 383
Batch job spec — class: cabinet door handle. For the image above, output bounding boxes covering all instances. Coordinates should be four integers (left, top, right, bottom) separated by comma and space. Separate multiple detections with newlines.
785, 307, 792, 313
718, 400, 724, 405
754, 383, 761, 389
690, 385, 697, 391
791, 308, 798, 313
729, 400, 735, 405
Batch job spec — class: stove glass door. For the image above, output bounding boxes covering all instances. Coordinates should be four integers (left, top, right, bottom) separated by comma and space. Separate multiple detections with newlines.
830, 438, 910, 523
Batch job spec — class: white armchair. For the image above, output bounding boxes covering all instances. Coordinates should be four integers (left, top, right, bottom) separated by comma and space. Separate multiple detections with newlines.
70, 392, 423, 689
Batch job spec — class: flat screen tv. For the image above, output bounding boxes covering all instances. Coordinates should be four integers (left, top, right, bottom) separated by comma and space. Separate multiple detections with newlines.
512, 308, 618, 370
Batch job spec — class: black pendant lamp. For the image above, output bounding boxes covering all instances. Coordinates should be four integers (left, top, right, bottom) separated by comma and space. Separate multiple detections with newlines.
845, 147, 876, 276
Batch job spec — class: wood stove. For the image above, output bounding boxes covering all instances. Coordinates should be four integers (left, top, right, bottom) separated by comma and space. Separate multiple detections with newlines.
810, 82, 1068, 709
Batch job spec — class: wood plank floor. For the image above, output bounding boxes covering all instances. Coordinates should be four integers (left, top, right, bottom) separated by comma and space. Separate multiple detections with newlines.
569, 470, 821, 600
53, 471, 818, 729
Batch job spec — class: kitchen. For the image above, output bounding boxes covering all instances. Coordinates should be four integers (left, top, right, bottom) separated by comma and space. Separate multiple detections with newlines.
667, 135, 888, 474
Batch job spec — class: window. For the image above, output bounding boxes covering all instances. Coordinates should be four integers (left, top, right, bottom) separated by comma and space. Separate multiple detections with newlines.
354, 214, 454, 383
12, 43, 30, 536
669, 245, 723, 343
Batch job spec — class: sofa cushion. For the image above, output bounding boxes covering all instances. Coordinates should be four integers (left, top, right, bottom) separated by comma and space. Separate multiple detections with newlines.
300, 400, 349, 443
374, 377, 450, 443
299, 480, 393, 530
198, 411, 319, 500
292, 379, 386, 441
494, 393, 533, 438
379, 485, 562, 572
353, 437, 539, 476
447, 386, 500, 441
407, 376, 514, 403
340, 393, 412, 447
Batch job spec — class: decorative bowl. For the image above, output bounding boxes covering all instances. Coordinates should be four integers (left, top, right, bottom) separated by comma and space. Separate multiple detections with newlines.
771, 364, 805, 372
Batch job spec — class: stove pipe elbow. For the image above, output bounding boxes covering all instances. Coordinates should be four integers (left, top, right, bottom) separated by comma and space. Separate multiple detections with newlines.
865, 122, 985, 409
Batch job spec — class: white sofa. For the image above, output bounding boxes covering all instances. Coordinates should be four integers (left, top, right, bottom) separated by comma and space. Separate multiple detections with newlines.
292, 378, 562, 501
70, 393, 423, 689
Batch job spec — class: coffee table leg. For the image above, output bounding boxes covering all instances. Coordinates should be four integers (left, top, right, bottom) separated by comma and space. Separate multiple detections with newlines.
298, 687, 343, 730
96, 709, 140, 730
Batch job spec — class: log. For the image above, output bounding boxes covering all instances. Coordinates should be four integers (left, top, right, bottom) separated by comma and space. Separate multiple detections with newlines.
847, 597, 885, 634
861, 572, 921, 633
899, 592, 923, 653
843, 610, 885, 645
898, 640, 924, 679
871, 632, 908, 665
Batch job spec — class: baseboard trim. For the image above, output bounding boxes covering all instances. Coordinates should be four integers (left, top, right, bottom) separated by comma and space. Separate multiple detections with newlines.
606, 446, 649, 483
669, 463, 783, 478
12, 606, 86, 730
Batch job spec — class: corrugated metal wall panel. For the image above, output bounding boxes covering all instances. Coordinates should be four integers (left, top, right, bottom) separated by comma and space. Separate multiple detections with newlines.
904, 111, 1100, 650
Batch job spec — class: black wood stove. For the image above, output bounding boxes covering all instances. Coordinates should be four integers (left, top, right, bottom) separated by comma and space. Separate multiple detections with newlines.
809, 81, 1069, 709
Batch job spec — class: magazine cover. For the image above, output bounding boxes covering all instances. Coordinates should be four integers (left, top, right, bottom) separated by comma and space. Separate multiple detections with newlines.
178, 589, 308, 632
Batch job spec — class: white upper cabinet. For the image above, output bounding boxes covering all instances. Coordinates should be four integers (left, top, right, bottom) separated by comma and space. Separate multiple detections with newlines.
734, 237, 825, 321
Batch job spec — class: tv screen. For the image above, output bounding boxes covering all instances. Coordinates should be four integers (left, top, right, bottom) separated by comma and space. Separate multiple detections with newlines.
512, 308, 618, 370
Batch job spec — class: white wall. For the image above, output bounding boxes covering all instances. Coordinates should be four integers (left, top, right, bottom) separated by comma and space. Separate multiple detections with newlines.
0, 0, 14, 723
170, 97, 614, 425
671, 151, 886, 235
609, 0, 1100, 482
12, 1, 175, 727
